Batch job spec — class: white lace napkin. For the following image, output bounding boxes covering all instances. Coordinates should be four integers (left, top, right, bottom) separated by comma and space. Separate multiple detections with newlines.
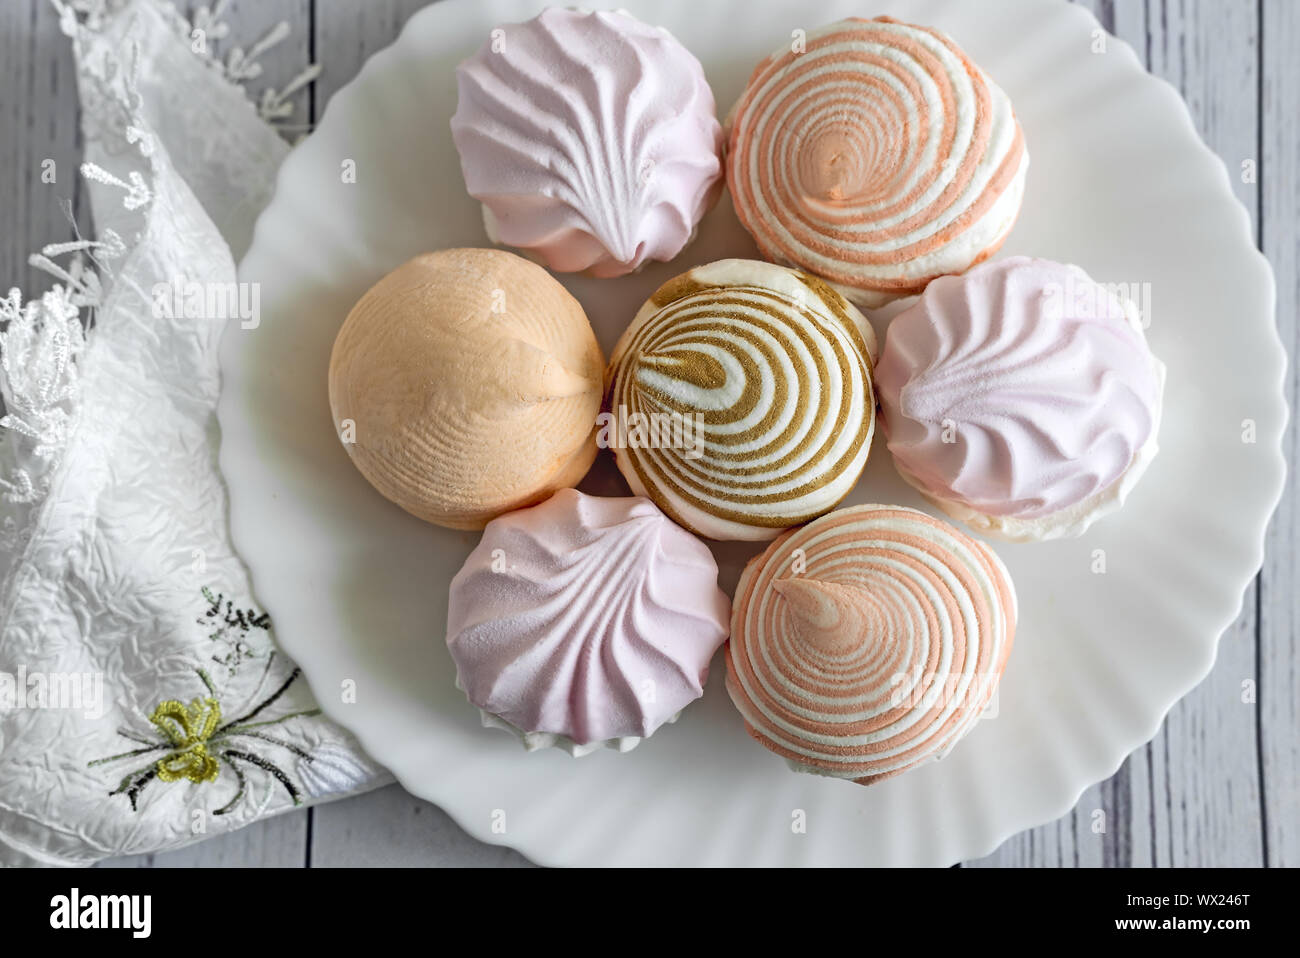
0, 0, 389, 867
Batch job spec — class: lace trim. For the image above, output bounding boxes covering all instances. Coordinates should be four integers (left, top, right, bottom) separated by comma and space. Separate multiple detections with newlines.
58, 0, 321, 126
0, 230, 123, 505
0, 0, 317, 565
0, 0, 318, 507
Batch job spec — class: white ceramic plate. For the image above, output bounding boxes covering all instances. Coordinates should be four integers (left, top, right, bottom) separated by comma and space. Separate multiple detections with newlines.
219, 0, 1285, 866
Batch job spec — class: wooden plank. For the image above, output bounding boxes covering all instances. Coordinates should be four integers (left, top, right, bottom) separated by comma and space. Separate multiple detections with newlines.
1259, 0, 1300, 869
1129, 0, 1263, 868
1106, 0, 1149, 53
99, 810, 311, 868
190, 0, 315, 130
313, 0, 435, 110
0, 0, 92, 297
309, 783, 534, 867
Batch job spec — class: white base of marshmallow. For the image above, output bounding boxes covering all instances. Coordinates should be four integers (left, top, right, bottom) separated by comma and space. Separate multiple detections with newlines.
476, 709, 684, 757
457, 676, 681, 757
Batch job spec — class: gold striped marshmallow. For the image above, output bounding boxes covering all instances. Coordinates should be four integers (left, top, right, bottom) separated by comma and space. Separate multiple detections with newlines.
604, 259, 876, 541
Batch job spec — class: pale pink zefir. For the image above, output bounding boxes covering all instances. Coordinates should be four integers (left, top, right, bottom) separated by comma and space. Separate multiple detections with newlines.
726, 17, 1029, 307
725, 505, 1016, 785
447, 489, 730, 756
875, 257, 1166, 542
451, 8, 724, 278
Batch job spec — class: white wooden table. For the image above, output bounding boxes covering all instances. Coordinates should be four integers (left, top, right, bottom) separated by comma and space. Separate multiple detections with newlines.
3, 0, 1295, 867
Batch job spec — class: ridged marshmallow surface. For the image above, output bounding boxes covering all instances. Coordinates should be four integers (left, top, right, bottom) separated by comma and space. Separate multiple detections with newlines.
451, 8, 724, 277
875, 256, 1165, 541
446, 490, 731, 753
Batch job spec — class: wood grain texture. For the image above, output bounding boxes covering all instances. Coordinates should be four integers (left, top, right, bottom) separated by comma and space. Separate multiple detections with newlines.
1259, 0, 1300, 869
0, 0, 91, 297
313, 0, 433, 109
1119, 0, 1263, 869
2, 0, 1292, 868
310, 784, 533, 867
99, 810, 311, 868
200, 0, 316, 130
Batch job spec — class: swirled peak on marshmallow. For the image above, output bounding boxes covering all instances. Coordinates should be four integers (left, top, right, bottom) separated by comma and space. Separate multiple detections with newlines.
726, 17, 1028, 307
450, 8, 724, 278
605, 259, 877, 542
876, 256, 1166, 542
726, 505, 1017, 785
446, 489, 730, 756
